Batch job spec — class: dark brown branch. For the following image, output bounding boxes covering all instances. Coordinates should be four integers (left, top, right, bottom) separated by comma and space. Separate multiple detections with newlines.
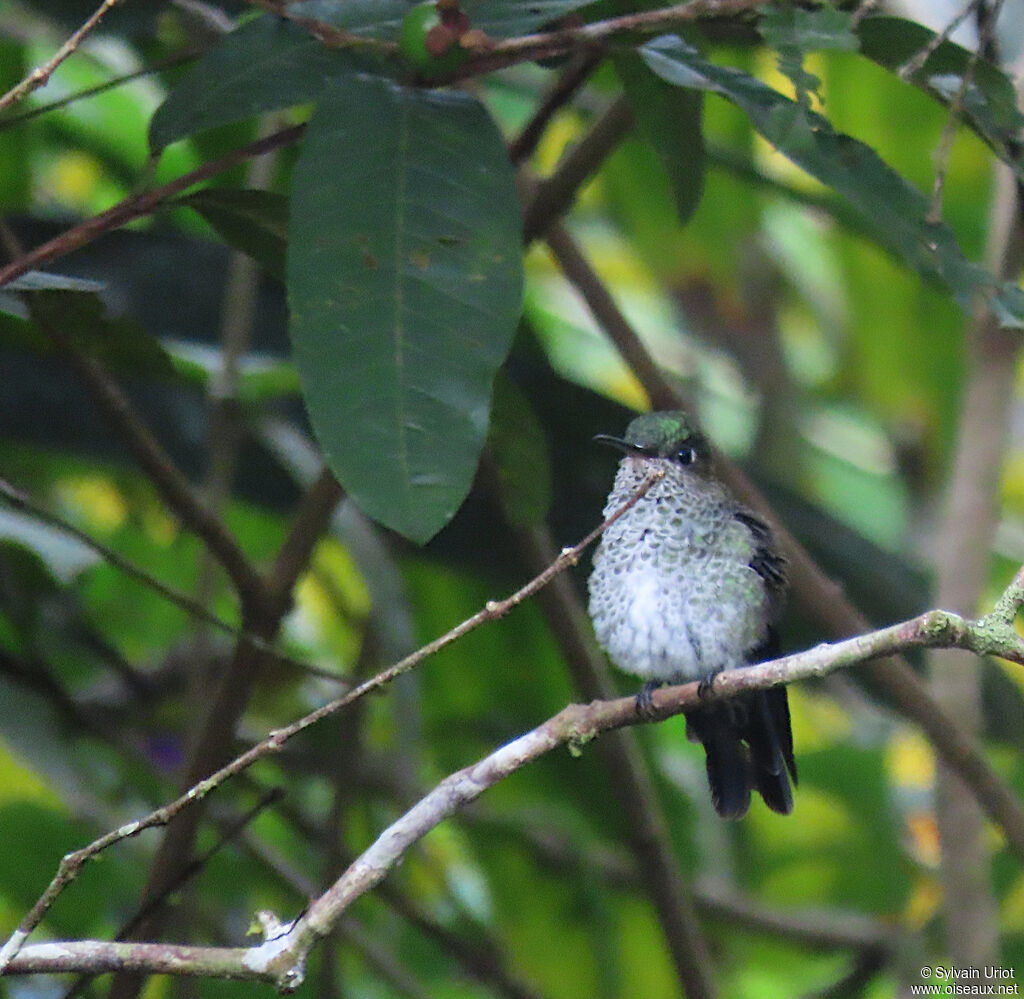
0, 124, 304, 289
508, 50, 605, 166
544, 222, 681, 408
522, 98, 635, 243
37, 323, 264, 608
264, 467, 345, 615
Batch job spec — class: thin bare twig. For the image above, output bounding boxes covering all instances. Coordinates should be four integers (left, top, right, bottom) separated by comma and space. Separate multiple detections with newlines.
0, 477, 343, 681
0, 123, 305, 289
0, 0, 128, 115
0, 469, 663, 972
898, 0, 981, 79
926, 0, 1004, 223
0, 48, 201, 132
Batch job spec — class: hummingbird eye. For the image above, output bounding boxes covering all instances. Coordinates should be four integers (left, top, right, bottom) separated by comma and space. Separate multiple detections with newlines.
676, 446, 697, 466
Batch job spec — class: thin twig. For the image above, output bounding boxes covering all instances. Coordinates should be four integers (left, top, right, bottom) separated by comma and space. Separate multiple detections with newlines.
0, 477, 343, 681
0, 123, 305, 289
0, 0, 128, 115
0, 48, 201, 132
33, 321, 265, 609
0, 469, 663, 972
449, 0, 764, 80
898, 0, 981, 79
926, 0, 1004, 223
508, 49, 605, 166
57, 790, 284, 999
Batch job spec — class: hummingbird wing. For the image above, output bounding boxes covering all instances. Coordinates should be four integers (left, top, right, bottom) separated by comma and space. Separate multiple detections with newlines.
733, 511, 786, 597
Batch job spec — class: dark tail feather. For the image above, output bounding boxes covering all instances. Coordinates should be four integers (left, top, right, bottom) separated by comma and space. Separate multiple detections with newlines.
745, 687, 796, 815
687, 706, 751, 820
686, 687, 796, 819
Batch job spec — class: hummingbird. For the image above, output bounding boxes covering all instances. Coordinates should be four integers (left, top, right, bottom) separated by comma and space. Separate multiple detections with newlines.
587, 410, 796, 819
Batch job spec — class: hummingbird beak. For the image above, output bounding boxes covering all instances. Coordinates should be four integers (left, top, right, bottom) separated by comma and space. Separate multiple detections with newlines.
593, 434, 646, 456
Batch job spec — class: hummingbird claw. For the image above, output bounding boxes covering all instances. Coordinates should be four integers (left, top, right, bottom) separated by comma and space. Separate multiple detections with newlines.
635, 681, 661, 718
697, 674, 716, 700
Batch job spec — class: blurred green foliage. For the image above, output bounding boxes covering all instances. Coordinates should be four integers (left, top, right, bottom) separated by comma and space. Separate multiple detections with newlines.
1, 2, 1023, 997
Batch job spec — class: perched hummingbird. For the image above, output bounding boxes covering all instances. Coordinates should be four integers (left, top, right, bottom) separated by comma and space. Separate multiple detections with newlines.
587, 410, 796, 819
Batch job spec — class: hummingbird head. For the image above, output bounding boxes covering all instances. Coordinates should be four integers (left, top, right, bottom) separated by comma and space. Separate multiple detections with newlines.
594, 410, 712, 469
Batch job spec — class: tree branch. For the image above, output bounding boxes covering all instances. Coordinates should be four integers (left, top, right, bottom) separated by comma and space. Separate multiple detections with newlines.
240, 603, 1024, 986
0, 123, 304, 289
37, 323, 265, 609
0, 469, 664, 973
522, 98, 635, 243
543, 214, 1024, 867
0, 0, 127, 114
3, 603, 1023, 984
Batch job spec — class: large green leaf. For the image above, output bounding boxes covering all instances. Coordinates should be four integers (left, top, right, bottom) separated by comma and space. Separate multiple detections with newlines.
148, 16, 378, 151
640, 34, 1024, 327
614, 51, 705, 226
287, 75, 523, 543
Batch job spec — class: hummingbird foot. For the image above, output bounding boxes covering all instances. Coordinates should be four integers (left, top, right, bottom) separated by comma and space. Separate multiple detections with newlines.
697, 673, 717, 700
635, 681, 662, 718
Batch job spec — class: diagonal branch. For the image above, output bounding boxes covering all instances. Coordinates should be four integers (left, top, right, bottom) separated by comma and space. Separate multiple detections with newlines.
256, 603, 1024, 985
37, 322, 264, 608
0, 0, 127, 114
0, 123, 304, 289
4, 603, 1024, 984
543, 215, 1024, 864
0, 469, 664, 973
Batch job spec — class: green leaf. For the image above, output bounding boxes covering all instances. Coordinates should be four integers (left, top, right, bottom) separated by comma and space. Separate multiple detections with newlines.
291, 0, 598, 40
20, 290, 176, 378
758, 5, 858, 106
640, 35, 1024, 327
148, 16, 378, 151
179, 189, 288, 281
487, 373, 551, 527
286, 0, 412, 39
288, 76, 523, 543
759, 5, 858, 53
858, 15, 1024, 177
614, 52, 705, 226
2, 271, 104, 293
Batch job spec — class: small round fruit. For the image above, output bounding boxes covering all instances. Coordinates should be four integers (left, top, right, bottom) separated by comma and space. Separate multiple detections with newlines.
400, 1, 469, 76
